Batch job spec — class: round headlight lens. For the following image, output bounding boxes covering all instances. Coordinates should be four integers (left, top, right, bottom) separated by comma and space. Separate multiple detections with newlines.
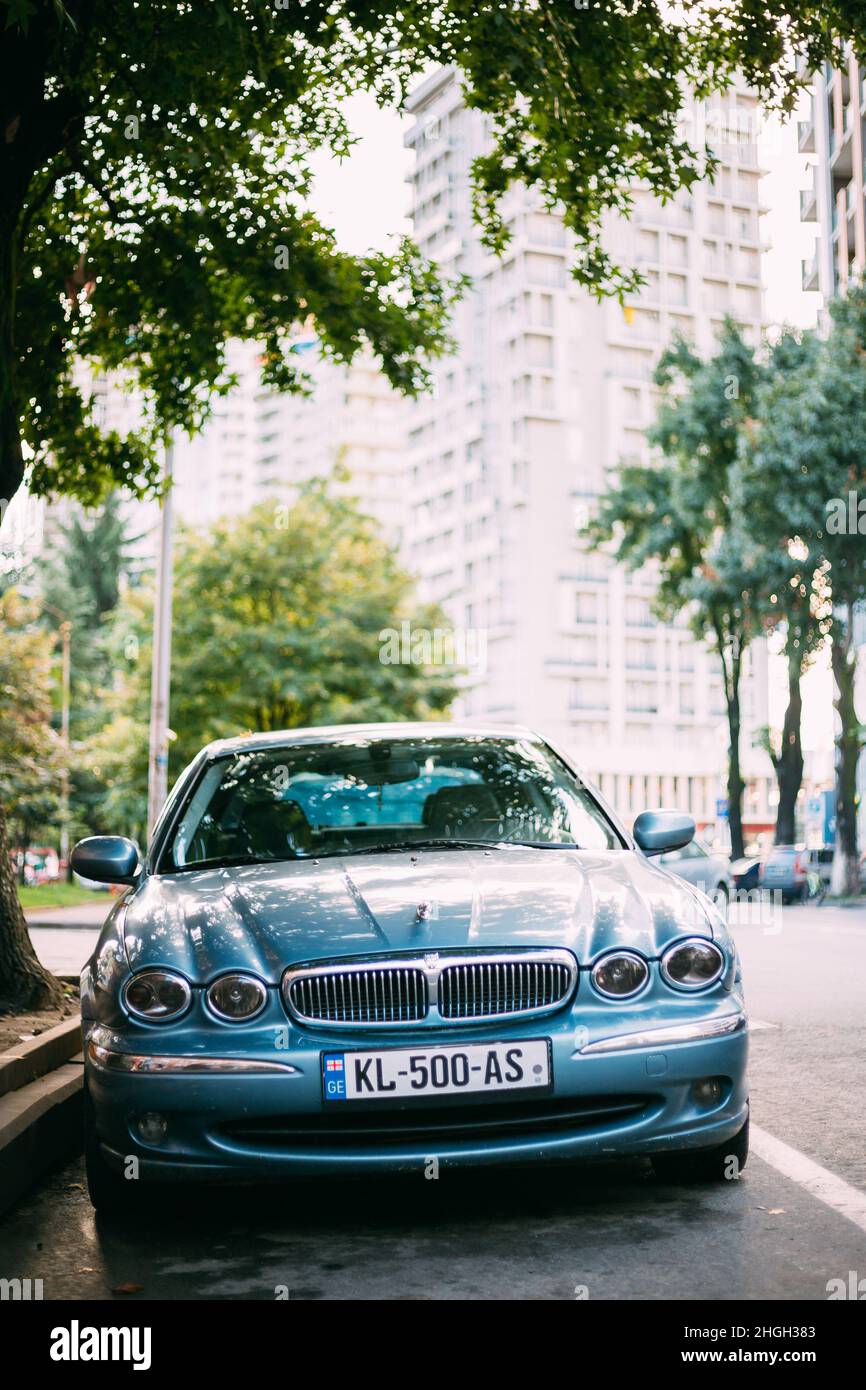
591, 951, 649, 998
207, 974, 267, 1021
661, 939, 725, 989
124, 970, 190, 1021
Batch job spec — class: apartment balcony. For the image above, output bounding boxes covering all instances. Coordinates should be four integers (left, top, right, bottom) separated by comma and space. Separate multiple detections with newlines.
830, 109, 854, 179
846, 178, 858, 221
797, 117, 816, 153
800, 251, 822, 291
800, 178, 818, 223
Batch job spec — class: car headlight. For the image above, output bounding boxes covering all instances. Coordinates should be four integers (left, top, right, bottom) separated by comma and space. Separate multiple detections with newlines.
661, 938, 725, 990
124, 970, 191, 1021
207, 973, 267, 1021
591, 951, 649, 998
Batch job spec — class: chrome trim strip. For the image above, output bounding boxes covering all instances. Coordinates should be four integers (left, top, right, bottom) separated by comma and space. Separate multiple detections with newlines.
579, 1011, 747, 1056
282, 949, 578, 1028
86, 1025, 297, 1075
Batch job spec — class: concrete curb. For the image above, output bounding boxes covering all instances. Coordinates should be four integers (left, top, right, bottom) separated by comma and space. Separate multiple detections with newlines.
0, 1016, 84, 1217
0, 1016, 82, 1098
0, 1059, 83, 1217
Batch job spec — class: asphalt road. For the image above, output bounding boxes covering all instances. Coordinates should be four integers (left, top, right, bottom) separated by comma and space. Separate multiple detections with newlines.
3, 901, 865, 1301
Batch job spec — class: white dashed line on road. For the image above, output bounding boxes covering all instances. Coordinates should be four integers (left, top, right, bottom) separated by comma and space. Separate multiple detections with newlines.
751, 1125, 866, 1237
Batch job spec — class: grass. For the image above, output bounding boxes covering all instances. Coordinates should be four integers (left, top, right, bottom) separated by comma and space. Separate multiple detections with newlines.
17, 882, 113, 910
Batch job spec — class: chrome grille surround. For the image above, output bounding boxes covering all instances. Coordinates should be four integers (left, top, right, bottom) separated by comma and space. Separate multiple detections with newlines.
282, 949, 577, 1028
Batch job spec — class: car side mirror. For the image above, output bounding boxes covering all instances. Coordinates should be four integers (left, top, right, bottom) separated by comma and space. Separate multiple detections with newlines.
71, 835, 141, 885
633, 809, 695, 857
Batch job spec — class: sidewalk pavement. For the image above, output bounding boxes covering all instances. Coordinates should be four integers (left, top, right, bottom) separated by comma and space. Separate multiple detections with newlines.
24, 903, 110, 976
23, 902, 113, 929
28, 928, 100, 976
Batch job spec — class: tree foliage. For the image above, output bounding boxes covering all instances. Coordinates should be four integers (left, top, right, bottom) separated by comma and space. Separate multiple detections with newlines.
0, 589, 66, 1011
0, 589, 66, 839
3, 1, 866, 509
742, 288, 866, 892
33, 493, 136, 841
88, 481, 459, 839
586, 322, 764, 858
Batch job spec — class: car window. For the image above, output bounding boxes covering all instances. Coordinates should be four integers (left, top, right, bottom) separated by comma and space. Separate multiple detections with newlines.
162, 735, 624, 869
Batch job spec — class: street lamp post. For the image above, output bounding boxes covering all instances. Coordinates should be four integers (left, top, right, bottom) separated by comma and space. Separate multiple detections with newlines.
146, 440, 175, 844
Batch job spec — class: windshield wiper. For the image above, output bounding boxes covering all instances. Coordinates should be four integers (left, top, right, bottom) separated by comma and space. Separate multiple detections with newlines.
325, 838, 580, 857
346, 838, 502, 855
164, 853, 287, 873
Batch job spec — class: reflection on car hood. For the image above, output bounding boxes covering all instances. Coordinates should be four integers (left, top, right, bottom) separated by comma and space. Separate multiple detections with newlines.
121, 849, 713, 984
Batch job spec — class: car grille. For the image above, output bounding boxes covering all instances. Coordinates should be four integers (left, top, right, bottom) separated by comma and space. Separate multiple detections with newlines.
282, 950, 577, 1028
438, 958, 572, 1019
219, 1094, 658, 1151
286, 966, 428, 1025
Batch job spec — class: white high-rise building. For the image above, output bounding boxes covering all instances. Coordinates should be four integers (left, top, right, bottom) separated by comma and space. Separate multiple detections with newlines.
171, 339, 407, 544
403, 67, 773, 838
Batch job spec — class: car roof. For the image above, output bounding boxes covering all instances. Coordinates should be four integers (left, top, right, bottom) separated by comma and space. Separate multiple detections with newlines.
199, 721, 544, 758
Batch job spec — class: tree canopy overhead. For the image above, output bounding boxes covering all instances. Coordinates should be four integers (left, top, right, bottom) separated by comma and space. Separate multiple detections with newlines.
3, 0, 866, 512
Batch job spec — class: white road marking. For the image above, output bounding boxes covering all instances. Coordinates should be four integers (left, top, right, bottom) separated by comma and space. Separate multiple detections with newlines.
751, 1125, 866, 1237
748, 1019, 779, 1031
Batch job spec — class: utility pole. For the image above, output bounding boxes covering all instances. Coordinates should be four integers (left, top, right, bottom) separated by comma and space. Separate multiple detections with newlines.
59, 620, 72, 877
146, 440, 175, 845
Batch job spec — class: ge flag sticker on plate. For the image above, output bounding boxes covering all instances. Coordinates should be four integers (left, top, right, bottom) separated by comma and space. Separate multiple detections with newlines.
322, 1039, 551, 1101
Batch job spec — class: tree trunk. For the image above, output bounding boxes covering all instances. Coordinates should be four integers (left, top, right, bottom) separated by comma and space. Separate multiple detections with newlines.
716, 627, 746, 861
775, 647, 805, 845
726, 684, 745, 860
0, 206, 25, 507
0, 799, 63, 1014
829, 604, 863, 898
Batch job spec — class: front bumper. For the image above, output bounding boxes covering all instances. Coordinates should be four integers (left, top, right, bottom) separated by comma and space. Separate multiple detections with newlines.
84, 996, 749, 1182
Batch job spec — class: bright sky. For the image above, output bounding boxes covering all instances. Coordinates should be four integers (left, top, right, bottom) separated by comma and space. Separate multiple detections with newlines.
306, 94, 413, 256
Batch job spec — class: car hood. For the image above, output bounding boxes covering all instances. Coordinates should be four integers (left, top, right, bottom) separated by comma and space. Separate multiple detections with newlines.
122, 848, 713, 984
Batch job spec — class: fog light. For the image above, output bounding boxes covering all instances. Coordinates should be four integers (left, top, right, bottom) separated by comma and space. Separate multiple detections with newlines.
692, 1078, 723, 1107
137, 1112, 168, 1144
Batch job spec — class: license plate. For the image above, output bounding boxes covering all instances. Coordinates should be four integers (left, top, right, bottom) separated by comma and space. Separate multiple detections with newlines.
322, 1039, 551, 1102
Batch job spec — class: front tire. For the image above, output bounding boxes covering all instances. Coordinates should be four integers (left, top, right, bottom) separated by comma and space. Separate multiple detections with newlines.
652, 1115, 749, 1184
84, 1075, 132, 1216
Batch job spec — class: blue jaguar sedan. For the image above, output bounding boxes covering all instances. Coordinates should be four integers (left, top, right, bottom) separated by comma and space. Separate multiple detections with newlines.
75, 723, 748, 1211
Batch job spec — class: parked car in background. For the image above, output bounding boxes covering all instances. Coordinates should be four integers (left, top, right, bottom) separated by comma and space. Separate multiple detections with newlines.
658, 840, 732, 914
730, 857, 763, 893
75, 722, 748, 1212
15, 846, 60, 885
806, 847, 834, 888
760, 845, 812, 902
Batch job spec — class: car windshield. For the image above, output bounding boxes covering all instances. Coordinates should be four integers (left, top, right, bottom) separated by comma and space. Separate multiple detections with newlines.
161, 734, 622, 870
